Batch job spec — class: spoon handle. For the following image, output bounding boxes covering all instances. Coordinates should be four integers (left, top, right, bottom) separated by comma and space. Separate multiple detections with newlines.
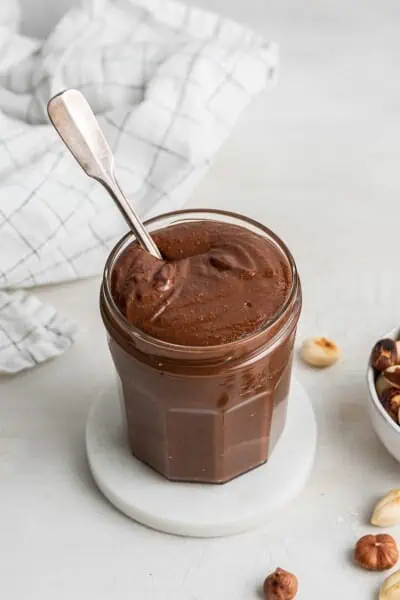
47, 89, 161, 259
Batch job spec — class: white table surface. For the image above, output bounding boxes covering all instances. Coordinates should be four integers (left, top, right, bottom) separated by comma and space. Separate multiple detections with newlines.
3, 0, 400, 598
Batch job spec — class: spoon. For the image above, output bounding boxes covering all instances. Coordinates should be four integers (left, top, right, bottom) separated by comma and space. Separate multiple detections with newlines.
47, 89, 162, 259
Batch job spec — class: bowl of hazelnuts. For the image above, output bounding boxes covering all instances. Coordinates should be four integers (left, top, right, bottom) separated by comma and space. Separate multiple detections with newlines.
368, 327, 400, 462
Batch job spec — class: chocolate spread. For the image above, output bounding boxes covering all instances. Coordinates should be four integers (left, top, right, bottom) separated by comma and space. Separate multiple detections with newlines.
112, 221, 291, 346
102, 216, 301, 483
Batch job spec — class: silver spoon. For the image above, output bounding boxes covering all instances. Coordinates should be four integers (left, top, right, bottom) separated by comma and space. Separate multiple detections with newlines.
47, 89, 162, 259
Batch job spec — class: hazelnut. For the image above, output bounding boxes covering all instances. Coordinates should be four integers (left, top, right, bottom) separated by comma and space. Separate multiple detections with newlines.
383, 366, 400, 390
371, 490, 400, 527
381, 388, 400, 423
263, 567, 298, 600
354, 534, 399, 571
371, 339, 400, 372
376, 373, 392, 398
380, 569, 400, 600
300, 337, 340, 368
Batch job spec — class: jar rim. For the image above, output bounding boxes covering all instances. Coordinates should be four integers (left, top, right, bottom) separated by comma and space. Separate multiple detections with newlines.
101, 208, 300, 355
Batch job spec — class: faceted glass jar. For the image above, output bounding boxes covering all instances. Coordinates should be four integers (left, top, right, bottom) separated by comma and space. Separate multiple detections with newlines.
100, 210, 302, 484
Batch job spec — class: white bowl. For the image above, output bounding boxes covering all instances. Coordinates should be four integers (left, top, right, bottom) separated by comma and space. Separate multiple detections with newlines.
367, 326, 400, 463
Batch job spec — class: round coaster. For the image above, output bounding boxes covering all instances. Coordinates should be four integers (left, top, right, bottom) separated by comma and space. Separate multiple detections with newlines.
86, 377, 316, 537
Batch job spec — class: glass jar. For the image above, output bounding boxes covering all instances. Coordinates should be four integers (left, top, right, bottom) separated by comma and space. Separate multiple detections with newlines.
100, 209, 302, 484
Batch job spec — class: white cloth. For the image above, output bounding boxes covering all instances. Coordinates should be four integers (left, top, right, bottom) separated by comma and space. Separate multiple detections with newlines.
0, 0, 277, 374
0, 290, 78, 372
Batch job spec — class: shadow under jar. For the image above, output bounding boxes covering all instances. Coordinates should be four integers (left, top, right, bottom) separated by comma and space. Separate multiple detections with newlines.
100, 209, 302, 484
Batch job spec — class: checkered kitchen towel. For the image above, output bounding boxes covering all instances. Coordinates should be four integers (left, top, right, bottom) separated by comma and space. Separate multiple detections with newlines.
0, 0, 277, 373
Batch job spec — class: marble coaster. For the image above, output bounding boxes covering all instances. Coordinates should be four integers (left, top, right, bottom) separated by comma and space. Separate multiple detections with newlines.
86, 377, 316, 537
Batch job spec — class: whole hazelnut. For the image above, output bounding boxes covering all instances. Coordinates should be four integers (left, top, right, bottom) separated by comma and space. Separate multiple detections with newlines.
354, 534, 399, 571
371, 339, 400, 372
263, 567, 298, 600
381, 388, 400, 423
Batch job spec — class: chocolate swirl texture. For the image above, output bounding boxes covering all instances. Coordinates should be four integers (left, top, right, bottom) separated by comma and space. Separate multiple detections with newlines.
112, 221, 291, 346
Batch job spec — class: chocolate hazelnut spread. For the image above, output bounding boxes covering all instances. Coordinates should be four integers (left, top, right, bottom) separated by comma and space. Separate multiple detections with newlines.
112, 221, 291, 346
100, 211, 301, 484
